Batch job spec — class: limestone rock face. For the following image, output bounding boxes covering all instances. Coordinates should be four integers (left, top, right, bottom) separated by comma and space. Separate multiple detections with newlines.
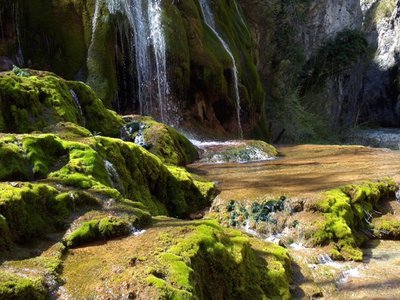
240, 0, 400, 133
301, 0, 363, 58
360, 0, 400, 126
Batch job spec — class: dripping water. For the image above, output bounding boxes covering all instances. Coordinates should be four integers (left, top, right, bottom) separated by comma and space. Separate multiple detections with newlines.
198, 0, 243, 138
104, 159, 123, 192
69, 89, 86, 126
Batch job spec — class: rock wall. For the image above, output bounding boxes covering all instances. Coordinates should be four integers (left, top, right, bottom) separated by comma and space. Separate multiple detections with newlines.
239, 0, 400, 136
360, 0, 400, 126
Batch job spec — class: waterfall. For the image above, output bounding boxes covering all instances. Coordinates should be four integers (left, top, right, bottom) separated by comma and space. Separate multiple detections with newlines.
148, 0, 169, 122
106, 0, 170, 123
198, 0, 243, 139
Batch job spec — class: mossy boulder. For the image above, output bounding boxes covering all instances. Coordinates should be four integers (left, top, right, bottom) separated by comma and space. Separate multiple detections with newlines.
63, 216, 132, 248
309, 179, 398, 261
60, 218, 292, 299
0, 131, 215, 218
146, 219, 291, 299
0, 70, 123, 136
0, 271, 47, 300
196, 139, 278, 163
372, 215, 400, 239
122, 115, 199, 166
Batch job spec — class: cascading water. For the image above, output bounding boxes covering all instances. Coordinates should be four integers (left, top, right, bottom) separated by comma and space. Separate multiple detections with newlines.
89, 0, 101, 53
69, 89, 86, 126
148, 0, 169, 122
106, 0, 170, 123
198, 0, 243, 139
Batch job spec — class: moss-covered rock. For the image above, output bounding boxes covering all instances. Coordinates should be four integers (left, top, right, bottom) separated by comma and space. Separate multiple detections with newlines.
372, 215, 400, 239
196, 139, 278, 163
0, 271, 47, 300
0, 241, 65, 299
146, 219, 291, 299
0, 70, 123, 136
0, 183, 63, 245
60, 218, 291, 299
0, 130, 215, 218
122, 115, 199, 166
309, 179, 398, 261
63, 215, 131, 248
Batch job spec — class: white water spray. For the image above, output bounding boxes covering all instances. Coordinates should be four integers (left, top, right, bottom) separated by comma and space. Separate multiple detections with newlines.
107, 0, 170, 122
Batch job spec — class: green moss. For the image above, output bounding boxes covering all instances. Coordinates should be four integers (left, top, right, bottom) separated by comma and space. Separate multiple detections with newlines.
0, 183, 62, 244
93, 136, 214, 217
22, 134, 66, 178
43, 121, 93, 138
0, 71, 123, 136
200, 140, 278, 163
0, 130, 214, 222
373, 217, 400, 239
123, 116, 199, 166
0, 181, 105, 251
148, 219, 291, 299
0, 271, 46, 300
311, 179, 397, 260
0, 136, 31, 181
0, 214, 12, 251
68, 80, 124, 137
84, 1, 118, 106
63, 216, 132, 248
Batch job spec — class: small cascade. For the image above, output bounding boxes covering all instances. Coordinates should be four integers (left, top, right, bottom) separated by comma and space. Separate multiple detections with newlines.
396, 188, 400, 202
104, 159, 123, 191
190, 139, 276, 164
198, 0, 243, 138
108, 0, 170, 123
69, 89, 86, 126
318, 254, 336, 265
130, 226, 146, 236
133, 123, 146, 147
243, 222, 258, 236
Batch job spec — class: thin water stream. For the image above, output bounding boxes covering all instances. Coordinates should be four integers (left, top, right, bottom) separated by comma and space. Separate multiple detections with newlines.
198, 0, 243, 138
